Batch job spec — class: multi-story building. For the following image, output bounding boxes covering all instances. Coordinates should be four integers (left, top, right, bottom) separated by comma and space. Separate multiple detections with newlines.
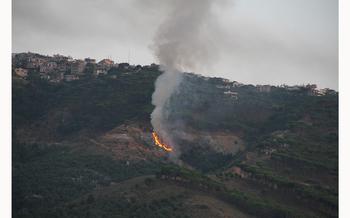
57, 62, 68, 72
70, 60, 85, 75
40, 62, 58, 73
85, 58, 96, 64
96, 67, 108, 76
27, 57, 47, 69
256, 85, 272, 93
98, 59, 114, 70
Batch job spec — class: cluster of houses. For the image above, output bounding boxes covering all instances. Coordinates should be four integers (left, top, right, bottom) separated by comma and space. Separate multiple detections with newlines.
12, 52, 337, 97
278, 84, 337, 96
12, 52, 156, 83
213, 76, 333, 97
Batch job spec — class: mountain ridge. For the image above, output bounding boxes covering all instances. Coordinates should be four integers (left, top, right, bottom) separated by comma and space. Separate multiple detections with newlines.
13, 56, 338, 217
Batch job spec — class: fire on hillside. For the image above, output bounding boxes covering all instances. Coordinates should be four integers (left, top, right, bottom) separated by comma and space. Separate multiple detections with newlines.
152, 131, 173, 152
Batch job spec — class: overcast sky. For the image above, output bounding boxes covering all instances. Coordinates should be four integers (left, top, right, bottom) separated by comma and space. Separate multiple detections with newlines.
13, 0, 338, 89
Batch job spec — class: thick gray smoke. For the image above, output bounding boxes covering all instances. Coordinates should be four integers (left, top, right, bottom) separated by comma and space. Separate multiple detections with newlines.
150, 0, 220, 158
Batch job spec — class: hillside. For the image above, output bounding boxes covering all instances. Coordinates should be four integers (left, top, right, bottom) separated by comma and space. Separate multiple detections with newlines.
12, 64, 338, 218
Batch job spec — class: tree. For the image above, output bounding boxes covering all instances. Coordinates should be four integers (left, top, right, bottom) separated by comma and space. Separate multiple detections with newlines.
87, 194, 95, 204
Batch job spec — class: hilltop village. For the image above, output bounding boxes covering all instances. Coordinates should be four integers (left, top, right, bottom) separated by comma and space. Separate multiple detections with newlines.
12, 52, 335, 97
12, 52, 158, 82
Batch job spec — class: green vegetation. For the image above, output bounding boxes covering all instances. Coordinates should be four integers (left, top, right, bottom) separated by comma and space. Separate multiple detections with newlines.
157, 165, 224, 192
13, 69, 160, 138
13, 69, 338, 217
13, 142, 160, 218
157, 165, 311, 217
48, 191, 188, 218
238, 163, 337, 208
180, 143, 234, 173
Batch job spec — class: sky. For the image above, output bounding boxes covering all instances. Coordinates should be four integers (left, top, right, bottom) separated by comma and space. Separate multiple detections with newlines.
12, 0, 338, 89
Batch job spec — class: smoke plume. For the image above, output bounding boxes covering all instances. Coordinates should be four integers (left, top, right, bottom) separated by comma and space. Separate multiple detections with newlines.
150, 0, 220, 158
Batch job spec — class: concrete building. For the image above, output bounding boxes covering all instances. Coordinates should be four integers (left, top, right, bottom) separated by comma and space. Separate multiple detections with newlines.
40, 62, 57, 73
96, 68, 108, 76
70, 60, 85, 75
85, 58, 96, 64
224, 91, 239, 100
232, 81, 243, 87
27, 57, 46, 69
57, 63, 68, 72
98, 59, 114, 69
257, 85, 272, 93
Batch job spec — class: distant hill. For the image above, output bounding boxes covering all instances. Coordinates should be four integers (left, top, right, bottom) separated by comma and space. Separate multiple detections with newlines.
13, 62, 338, 218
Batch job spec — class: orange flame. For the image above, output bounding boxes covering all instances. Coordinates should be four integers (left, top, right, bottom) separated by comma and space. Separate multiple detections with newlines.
152, 131, 173, 152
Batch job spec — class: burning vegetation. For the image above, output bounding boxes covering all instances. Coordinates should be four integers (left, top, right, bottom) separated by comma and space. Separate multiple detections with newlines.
152, 131, 173, 152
